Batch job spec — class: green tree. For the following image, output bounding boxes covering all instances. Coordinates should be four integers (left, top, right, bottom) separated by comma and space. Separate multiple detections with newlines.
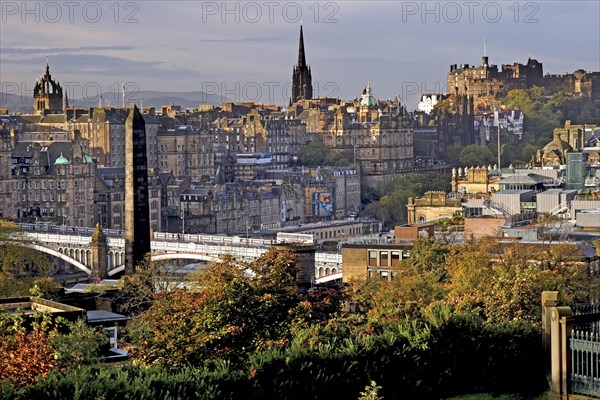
363, 173, 451, 226
458, 145, 495, 166
298, 140, 353, 166
0, 220, 55, 298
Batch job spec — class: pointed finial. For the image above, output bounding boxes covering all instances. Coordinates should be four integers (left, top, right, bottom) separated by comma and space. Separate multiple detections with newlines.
297, 25, 306, 67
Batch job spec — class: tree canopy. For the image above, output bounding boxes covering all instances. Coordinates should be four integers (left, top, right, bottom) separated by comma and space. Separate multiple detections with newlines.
129, 249, 341, 368
363, 172, 451, 227
298, 140, 354, 166
458, 145, 495, 166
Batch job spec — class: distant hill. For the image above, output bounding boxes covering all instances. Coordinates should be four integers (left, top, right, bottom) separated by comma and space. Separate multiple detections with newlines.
0, 90, 230, 114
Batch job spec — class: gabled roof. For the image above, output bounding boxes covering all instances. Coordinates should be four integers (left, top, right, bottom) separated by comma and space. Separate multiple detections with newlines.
40, 114, 66, 124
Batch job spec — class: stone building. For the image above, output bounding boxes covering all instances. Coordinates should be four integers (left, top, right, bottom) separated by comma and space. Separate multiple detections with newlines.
211, 110, 308, 173
33, 61, 64, 115
95, 167, 162, 232
0, 126, 96, 226
234, 152, 273, 181
449, 56, 599, 100
436, 90, 476, 153
300, 166, 361, 221
211, 184, 282, 235
536, 131, 573, 167
296, 84, 414, 190
451, 166, 501, 193
156, 124, 214, 181
17, 107, 159, 170
406, 191, 463, 224
342, 243, 412, 283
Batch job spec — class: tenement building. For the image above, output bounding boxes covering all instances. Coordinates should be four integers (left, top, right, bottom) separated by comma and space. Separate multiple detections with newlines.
295, 84, 414, 190
0, 125, 96, 226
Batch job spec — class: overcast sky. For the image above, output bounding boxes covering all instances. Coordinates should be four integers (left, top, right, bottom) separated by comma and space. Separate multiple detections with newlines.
1, 1, 599, 110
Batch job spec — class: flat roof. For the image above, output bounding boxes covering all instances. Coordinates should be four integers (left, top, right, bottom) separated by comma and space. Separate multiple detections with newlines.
87, 310, 129, 324
342, 243, 413, 249
494, 190, 533, 195
0, 297, 85, 318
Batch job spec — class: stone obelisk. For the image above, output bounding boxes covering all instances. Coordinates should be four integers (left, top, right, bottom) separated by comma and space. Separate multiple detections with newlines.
124, 105, 151, 274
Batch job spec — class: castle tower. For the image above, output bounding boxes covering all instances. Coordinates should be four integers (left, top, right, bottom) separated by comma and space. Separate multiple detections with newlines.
33, 60, 64, 115
291, 26, 313, 103
124, 105, 151, 274
90, 224, 108, 280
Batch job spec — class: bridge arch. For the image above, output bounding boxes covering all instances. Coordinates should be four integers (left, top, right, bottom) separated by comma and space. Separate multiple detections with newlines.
21, 243, 91, 274
107, 252, 228, 277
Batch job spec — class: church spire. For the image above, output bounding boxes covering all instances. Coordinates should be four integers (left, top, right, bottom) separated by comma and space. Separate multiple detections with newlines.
298, 25, 306, 68
291, 25, 313, 103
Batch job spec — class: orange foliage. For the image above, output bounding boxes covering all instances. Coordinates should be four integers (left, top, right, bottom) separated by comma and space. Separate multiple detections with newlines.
0, 325, 55, 386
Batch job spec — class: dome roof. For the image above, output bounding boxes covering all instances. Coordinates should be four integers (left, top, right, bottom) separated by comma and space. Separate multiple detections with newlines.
543, 133, 572, 156
360, 82, 377, 107
54, 152, 69, 165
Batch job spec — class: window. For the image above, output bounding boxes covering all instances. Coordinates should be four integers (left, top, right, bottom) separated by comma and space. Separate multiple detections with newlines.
368, 251, 377, 266
391, 251, 400, 267
379, 251, 388, 267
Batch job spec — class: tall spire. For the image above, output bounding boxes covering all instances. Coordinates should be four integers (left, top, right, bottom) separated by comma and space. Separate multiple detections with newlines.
291, 25, 313, 103
298, 25, 306, 68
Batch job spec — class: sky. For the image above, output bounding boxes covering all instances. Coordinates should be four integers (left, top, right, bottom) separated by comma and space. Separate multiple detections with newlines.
1, 0, 599, 110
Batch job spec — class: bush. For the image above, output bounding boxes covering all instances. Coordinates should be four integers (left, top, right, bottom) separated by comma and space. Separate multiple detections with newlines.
3, 313, 546, 400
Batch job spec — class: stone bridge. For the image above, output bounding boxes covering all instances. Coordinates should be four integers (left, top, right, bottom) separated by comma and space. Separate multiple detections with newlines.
18, 230, 343, 281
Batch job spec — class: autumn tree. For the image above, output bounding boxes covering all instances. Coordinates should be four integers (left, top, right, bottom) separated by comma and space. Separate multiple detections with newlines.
113, 254, 191, 315
0, 313, 108, 387
444, 238, 593, 324
129, 249, 342, 369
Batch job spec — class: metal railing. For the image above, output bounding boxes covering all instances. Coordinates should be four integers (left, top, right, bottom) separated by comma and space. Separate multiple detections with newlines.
570, 330, 600, 397
550, 202, 570, 216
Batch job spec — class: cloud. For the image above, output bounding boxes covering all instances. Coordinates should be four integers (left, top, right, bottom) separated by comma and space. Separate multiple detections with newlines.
198, 37, 283, 43
1, 45, 135, 55
2, 53, 218, 80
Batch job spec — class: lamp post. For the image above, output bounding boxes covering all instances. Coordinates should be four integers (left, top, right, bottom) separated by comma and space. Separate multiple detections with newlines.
246, 225, 250, 247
